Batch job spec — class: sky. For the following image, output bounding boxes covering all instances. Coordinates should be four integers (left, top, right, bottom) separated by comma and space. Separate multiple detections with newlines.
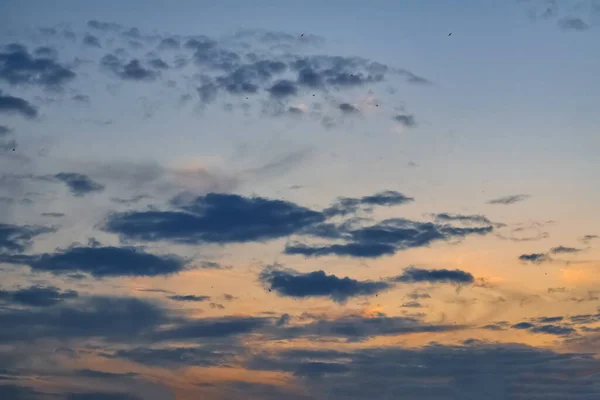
0, 0, 599, 399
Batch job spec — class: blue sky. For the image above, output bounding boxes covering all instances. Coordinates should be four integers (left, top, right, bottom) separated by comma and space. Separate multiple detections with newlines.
1, 0, 600, 399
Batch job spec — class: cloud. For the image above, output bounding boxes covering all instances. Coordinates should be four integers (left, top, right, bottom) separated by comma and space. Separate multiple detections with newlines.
246, 343, 600, 399
167, 295, 211, 302
323, 191, 414, 217
150, 316, 271, 341
83, 34, 102, 48
339, 103, 359, 114
401, 301, 423, 308
108, 346, 235, 368
67, 392, 142, 400
54, 173, 105, 196
285, 242, 398, 258
518, 253, 551, 264
0, 90, 38, 118
433, 213, 492, 225
0, 223, 54, 254
487, 194, 529, 205
100, 54, 158, 81
392, 266, 475, 285
550, 246, 581, 254
581, 234, 599, 244
0, 125, 11, 136
268, 80, 298, 98
0, 285, 78, 307
287, 218, 493, 258
558, 17, 589, 31
277, 315, 464, 341
87, 20, 121, 31
104, 193, 325, 245
393, 114, 416, 127
0, 43, 76, 88
0, 296, 170, 342
406, 291, 431, 300
547, 287, 567, 293
6, 246, 186, 278
511, 320, 575, 336
259, 266, 391, 302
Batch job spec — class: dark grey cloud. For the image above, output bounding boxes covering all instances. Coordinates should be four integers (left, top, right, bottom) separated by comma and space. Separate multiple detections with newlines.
0, 125, 12, 136
158, 37, 181, 50
149, 58, 169, 69
406, 291, 431, 300
0, 43, 76, 88
54, 172, 105, 196
581, 234, 599, 243
83, 34, 102, 48
512, 322, 535, 330
487, 194, 529, 205
0, 384, 45, 400
150, 316, 271, 341
0, 223, 54, 254
482, 324, 506, 331
246, 343, 600, 399
167, 295, 211, 302
550, 246, 581, 254
569, 314, 600, 325
0, 296, 169, 342
511, 320, 575, 336
104, 193, 325, 245
6, 246, 186, 278
87, 20, 121, 31
108, 346, 235, 368
339, 103, 359, 114
0, 90, 38, 118
277, 315, 464, 341
0, 285, 78, 307
268, 80, 298, 98
433, 213, 492, 225
67, 392, 142, 400
393, 114, 416, 127
519, 253, 551, 263
401, 301, 422, 308
41, 212, 65, 217
287, 218, 493, 258
324, 190, 414, 217
285, 242, 398, 258
73, 94, 90, 102
100, 54, 158, 81
534, 316, 563, 323
558, 17, 589, 31
393, 266, 474, 285
259, 266, 391, 302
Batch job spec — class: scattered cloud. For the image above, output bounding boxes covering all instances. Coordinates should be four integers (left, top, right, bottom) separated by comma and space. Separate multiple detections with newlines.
487, 194, 529, 205
0, 43, 76, 88
392, 266, 474, 285
104, 193, 325, 245
54, 173, 105, 197
393, 114, 416, 127
259, 266, 391, 302
167, 295, 211, 302
0, 90, 38, 118
558, 17, 589, 31
4, 246, 186, 278
0, 285, 78, 307
550, 246, 581, 254
518, 253, 551, 264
